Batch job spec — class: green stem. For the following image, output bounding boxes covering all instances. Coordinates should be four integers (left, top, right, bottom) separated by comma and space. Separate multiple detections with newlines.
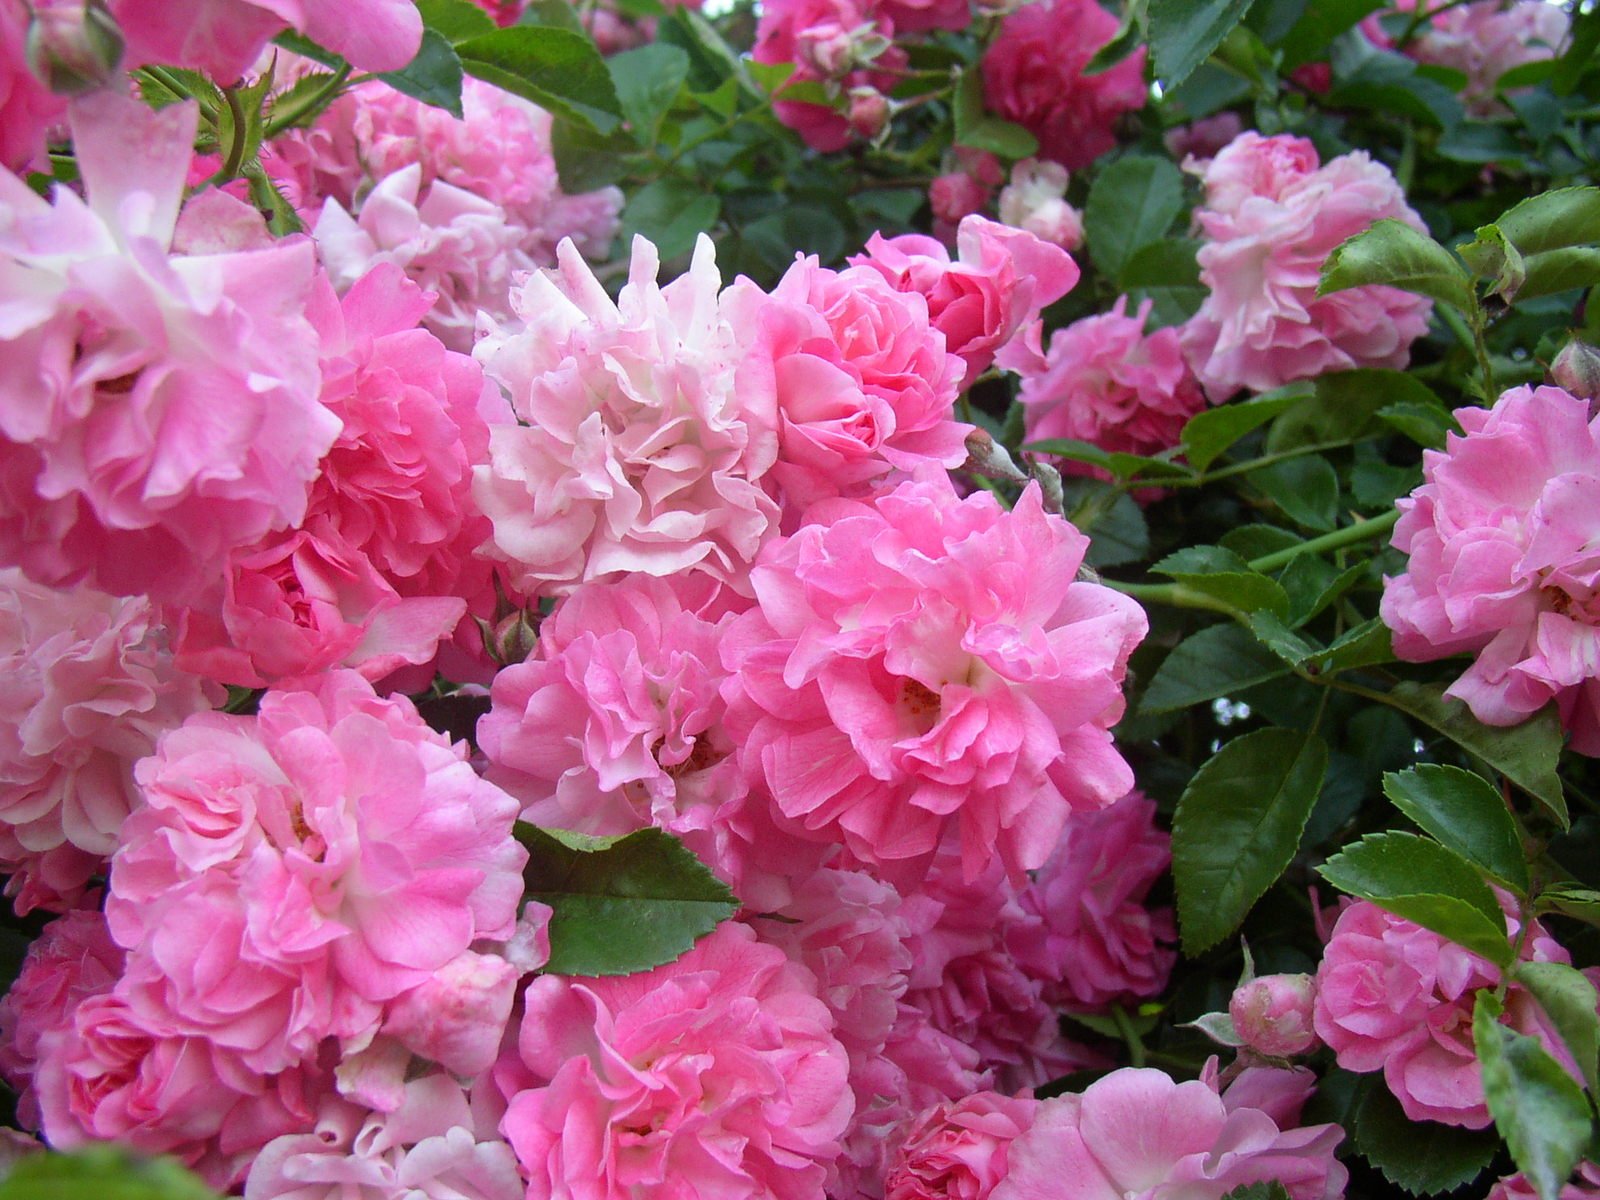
1248, 509, 1401, 573
263, 63, 352, 137
1194, 440, 1351, 486
1110, 1004, 1147, 1069
1105, 580, 1243, 619
215, 86, 250, 184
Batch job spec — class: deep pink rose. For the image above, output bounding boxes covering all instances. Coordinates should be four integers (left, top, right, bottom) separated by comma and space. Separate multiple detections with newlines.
1179, 132, 1434, 398
498, 921, 853, 1200
1383, 385, 1600, 754
885, 1092, 1040, 1200
981, 0, 1148, 170
753, 0, 907, 152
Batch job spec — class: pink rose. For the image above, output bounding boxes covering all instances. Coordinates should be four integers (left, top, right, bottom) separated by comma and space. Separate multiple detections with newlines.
885, 1092, 1040, 1200
998, 160, 1084, 252
981, 0, 1148, 170
753, 0, 907, 152
1487, 1161, 1600, 1200
1179, 132, 1434, 398
1231, 974, 1320, 1058
498, 921, 853, 1200
854, 214, 1080, 381
1364, 1, 1568, 116
1382, 385, 1600, 753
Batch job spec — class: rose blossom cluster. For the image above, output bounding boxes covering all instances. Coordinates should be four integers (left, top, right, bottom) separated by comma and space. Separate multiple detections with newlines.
1363, 0, 1568, 115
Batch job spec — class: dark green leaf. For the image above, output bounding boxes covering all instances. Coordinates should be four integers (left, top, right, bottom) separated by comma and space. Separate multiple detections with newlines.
1437, 123, 1529, 166
457, 26, 623, 133
1538, 884, 1600, 926
1277, 0, 1380, 69
1148, 0, 1259, 89
1386, 683, 1567, 827
1120, 238, 1206, 327
1141, 623, 1291, 713
1268, 369, 1443, 453
1382, 765, 1528, 892
1514, 962, 1600, 1098
1172, 727, 1328, 953
1475, 991, 1594, 1200
416, 0, 497, 41
958, 118, 1039, 159
0, 1149, 221, 1200
1079, 488, 1151, 569
1319, 831, 1514, 965
1153, 546, 1292, 619
621, 178, 720, 261
1316, 617, 1395, 674
1182, 387, 1308, 471
551, 118, 636, 191
1319, 218, 1477, 315
1553, 6, 1600, 96
1354, 1079, 1499, 1195
1378, 401, 1461, 450
519, 0, 589, 33
1085, 156, 1186, 278
1282, 559, 1367, 627
610, 44, 689, 141
1248, 610, 1321, 665
379, 28, 464, 117
518, 824, 739, 976
1221, 1185, 1292, 1200
1249, 455, 1339, 532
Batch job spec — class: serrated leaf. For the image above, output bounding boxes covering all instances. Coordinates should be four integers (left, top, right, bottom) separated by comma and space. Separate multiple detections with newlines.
1141, 623, 1291, 714
380, 27, 465, 116
1475, 991, 1594, 1200
1319, 831, 1513, 965
1355, 1078, 1499, 1195
1382, 765, 1528, 893
1280, 558, 1366, 627
1319, 218, 1476, 315
1148, 0, 1259, 89
1538, 884, 1600, 926
1460, 223, 1528, 300
1086, 156, 1186, 279
417, 0, 497, 41
1153, 546, 1291, 619
1120, 238, 1206, 327
1277, 0, 1380, 69
1385, 683, 1567, 827
1268, 368, 1443, 453
1378, 401, 1461, 450
1248, 610, 1321, 665
1316, 617, 1395, 674
621, 178, 719, 260
610, 44, 689, 142
518, 824, 739, 976
457, 25, 623, 133
1182, 387, 1308, 471
1173, 728, 1328, 953
1515, 962, 1600, 1098
1249, 455, 1338, 532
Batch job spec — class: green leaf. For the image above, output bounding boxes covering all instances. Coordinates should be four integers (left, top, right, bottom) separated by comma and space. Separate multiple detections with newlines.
621, 178, 719, 261
1153, 546, 1291, 619
1319, 218, 1477, 316
1385, 682, 1567, 827
1514, 961, 1600, 1098
1354, 1079, 1499, 1195
609, 43, 689, 142
518, 824, 739, 976
958, 118, 1039, 159
1148, 0, 1259, 89
1221, 1185, 1292, 1200
550, 118, 636, 191
1120, 238, 1206, 327
1378, 401, 1461, 450
1249, 455, 1338, 532
518, 0, 590, 33
1382, 765, 1528, 893
1247, 610, 1321, 665
1172, 727, 1328, 953
379, 28, 465, 117
1538, 884, 1600, 927
1281, 559, 1367, 627
1080, 489, 1151, 569
1319, 831, 1514, 965
1554, 6, 1600, 96
1437, 122, 1529, 167
1141, 623, 1291, 714
1475, 991, 1594, 1200
1085, 156, 1187, 279
0, 1149, 222, 1200
457, 26, 623, 133
416, 0, 497, 41
1277, 0, 1380, 69
1316, 617, 1396, 674
1182, 387, 1308, 471
1268, 368, 1443, 453
1460, 223, 1528, 300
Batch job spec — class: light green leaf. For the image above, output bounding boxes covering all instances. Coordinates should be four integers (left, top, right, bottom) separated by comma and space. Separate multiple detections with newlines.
0, 1149, 221, 1200
1086, 156, 1187, 279
1319, 218, 1477, 315
610, 43, 689, 142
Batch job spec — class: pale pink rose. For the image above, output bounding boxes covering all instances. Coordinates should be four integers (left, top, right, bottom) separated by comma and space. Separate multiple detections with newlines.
0, 93, 339, 606
0, 907, 122, 1127
1163, 112, 1245, 163
280, 77, 621, 266
981, 0, 1148, 170
998, 160, 1084, 252
1230, 974, 1319, 1058
1019, 297, 1207, 494
480, 574, 787, 902
1179, 132, 1434, 398
0, 571, 217, 914
32, 991, 325, 1188
381, 950, 519, 1079
1487, 1161, 1600, 1200
108, 671, 527, 1009
499, 921, 853, 1200
246, 1075, 523, 1200
1364, 1, 1568, 116
0, 0, 67, 174
1383, 385, 1600, 754
901, 842, 1102, 1092
1313, 898, 1575, 1128
853, 215, 1080, 380
1012, 791, 1177, 1013
314, 166, 533, 352
753, 0, 907, 152
885, 1092, 1040, 1200
993, 1068, 1347, 1200
722, 473, 1146, 884
107, 0, 421, 80
473, 235, 780, 597
727, 256, 970, 518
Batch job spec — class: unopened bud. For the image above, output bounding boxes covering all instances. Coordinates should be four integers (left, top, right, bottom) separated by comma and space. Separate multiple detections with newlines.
27, 0, 123, 96
847, 86, 890, 141
1552, 338, 1600, 404
964, 428, 1029, 482
476, 607, 540, 666
796, 20, 855, 79
1228, 973, 1319, 1058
